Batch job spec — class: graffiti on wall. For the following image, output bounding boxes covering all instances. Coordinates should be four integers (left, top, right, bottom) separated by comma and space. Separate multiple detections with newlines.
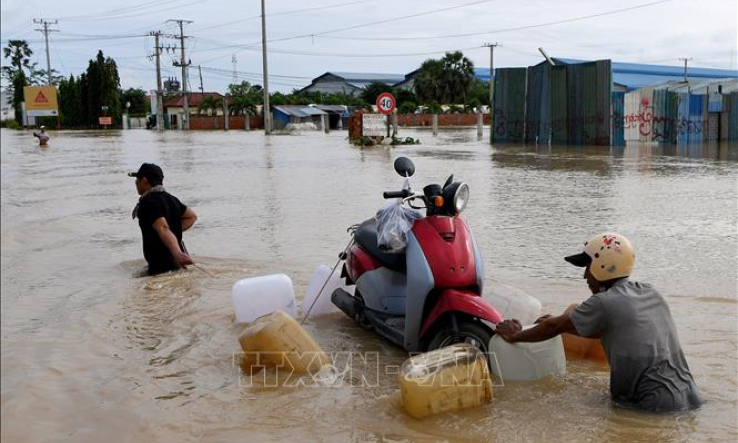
621, 97, 703, 141
494, 109, 610, 145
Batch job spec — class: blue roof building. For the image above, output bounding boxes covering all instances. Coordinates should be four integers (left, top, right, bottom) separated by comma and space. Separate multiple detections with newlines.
477, 60, 737, 91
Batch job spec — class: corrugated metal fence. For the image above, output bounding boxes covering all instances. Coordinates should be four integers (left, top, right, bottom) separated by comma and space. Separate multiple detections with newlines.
494, 60, 612, 146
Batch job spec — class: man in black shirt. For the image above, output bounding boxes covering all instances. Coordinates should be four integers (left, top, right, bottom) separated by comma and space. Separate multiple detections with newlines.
129, 163, 197, 275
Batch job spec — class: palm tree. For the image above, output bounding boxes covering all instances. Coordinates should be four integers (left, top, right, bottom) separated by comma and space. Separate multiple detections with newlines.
442, 51, 475, 104
197, 95, 223, 129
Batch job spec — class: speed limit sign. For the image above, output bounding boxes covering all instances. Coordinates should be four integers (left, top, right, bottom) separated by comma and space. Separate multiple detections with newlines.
376, 92, 396, 115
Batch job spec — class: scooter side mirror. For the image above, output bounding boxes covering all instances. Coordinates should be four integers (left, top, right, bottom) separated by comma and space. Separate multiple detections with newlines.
394, 157, 415, 177
443, 174, 454, 188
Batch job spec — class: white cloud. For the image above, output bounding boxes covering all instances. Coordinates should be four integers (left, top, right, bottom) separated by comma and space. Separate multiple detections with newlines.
1, 0, 736, 92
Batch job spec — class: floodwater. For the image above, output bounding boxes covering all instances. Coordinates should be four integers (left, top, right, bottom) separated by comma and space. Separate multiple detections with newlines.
1, 128, 736, 442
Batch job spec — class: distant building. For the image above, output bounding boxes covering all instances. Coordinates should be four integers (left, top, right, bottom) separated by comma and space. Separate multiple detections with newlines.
533, 58, 738, 91
300, 72, 405, 96
163, 92, 225, 129
272, 105, 327, 130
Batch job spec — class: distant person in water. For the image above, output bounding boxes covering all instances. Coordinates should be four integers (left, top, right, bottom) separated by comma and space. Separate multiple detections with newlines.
33, 126, 49, 146
129, 163, 197, 275
496, 232, 702, 412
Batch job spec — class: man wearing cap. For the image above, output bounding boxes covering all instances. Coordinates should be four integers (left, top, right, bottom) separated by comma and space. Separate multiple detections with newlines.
496, 232, 701, 412
129, 163, 197, 275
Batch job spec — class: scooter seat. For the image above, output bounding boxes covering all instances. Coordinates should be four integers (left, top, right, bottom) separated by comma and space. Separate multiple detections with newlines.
354, 219, 406, 272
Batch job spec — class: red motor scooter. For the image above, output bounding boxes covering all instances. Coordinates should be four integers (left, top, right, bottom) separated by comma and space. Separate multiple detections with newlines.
332, 157, 502, 353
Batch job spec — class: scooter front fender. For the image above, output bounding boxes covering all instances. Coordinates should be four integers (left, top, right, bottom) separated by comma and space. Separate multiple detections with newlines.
420, 289, 503, 337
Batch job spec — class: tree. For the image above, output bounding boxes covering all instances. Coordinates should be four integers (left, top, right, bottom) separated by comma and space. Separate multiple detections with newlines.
360, 81, 393, 105
412, 51, 476, 106
2, 40, 38, 124
197, 95, 223, 128
120, 88, 148, 116
441, 51, 475, 104
227, 81, 262, 116
413, 59, 446, 104
85, 51, 121, 125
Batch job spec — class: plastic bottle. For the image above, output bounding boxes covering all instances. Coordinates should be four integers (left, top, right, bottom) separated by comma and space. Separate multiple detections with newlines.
489, 326, 566, 381
398, 344, 493, 419
238, 310, 330, 374
231, 274, 297, 324
301, 265, 352, 317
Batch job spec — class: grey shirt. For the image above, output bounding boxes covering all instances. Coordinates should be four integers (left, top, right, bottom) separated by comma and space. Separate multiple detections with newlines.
569, 279, 702, 411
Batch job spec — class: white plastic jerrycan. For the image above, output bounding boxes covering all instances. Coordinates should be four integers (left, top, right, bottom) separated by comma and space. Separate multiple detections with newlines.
489, 325, 566, 381
485, 283, 542, 326
301, 265, 353, 317
232, 274, 297, 324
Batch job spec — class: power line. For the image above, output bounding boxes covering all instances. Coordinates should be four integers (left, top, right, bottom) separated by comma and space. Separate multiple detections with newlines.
193, 0, 387, 32
253, 0, 509, 46
313, 0, 683, 41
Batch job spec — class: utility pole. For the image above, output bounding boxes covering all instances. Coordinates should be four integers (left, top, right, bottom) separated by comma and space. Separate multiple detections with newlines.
198, 65, 204, 93
169, 19, 193, 130
679, 57, 692, 83
33, 19, 58, 85
484, 42, 498, 144
260, 0, 272, 134
232, 54, 238, 85
151, 31, 165, 131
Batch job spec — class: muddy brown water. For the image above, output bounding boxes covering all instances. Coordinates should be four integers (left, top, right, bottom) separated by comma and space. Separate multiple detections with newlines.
1, 128, 736, 442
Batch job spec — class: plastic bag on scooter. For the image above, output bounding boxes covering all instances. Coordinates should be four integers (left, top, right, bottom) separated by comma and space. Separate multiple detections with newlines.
375, 200, 421, 253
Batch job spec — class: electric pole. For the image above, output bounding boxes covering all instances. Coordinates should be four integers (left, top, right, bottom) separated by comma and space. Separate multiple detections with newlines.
261, 0, 272, 134
232, 54, 238, 85
34, 19, 58, 85
169, 19, 193, 130
198, 65, 204, 93
679, 57, 692, 83
151, 31, 165, 131
484, 43, 498, 144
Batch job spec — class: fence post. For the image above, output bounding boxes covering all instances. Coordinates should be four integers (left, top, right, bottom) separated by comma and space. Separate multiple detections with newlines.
432, 113, 438, 136
223, 98, 229, 131
477, 111, 483, 139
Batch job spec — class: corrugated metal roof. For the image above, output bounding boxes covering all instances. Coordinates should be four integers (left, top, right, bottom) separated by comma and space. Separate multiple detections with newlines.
312, 104, 346, 112
549, 58, 738, 90
274, 105, 327, 117
328, 72, 405, 83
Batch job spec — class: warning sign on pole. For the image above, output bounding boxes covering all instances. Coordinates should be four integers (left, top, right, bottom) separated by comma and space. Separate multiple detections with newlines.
23, 86, 59, 117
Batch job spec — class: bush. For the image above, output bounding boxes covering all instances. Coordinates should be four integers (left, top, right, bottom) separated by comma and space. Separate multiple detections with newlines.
0, 120, 20, 129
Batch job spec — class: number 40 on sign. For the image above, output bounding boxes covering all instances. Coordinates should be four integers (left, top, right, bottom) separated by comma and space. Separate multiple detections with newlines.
376, 92, 396, 115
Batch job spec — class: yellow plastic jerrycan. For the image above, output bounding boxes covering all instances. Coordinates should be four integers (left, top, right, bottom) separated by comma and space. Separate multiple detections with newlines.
238, 310, 330, 374
562, 333, 608, 364
398, 344, 493, 419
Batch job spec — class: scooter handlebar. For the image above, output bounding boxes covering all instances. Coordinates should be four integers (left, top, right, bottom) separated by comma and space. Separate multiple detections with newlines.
383, 189, 411, 199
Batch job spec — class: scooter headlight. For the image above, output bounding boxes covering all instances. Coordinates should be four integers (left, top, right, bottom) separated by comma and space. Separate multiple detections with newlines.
454, 183, 469, 213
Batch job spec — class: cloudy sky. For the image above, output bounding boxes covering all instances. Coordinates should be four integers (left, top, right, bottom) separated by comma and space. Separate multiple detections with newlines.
1, 0, 736, 93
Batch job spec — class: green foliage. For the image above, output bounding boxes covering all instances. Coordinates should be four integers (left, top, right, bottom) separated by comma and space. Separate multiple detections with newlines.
227, 81, 262, 116
57, 51, 121, 128
359, 81, 393, 104
120, 88, 148, 116
0, 119, 20, 129
413, 51, 476, 107
2, 40, 37, 124
398, 101, 417, 114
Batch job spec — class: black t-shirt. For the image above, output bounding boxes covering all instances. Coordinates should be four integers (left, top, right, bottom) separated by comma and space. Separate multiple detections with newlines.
137, 191, 187, 275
